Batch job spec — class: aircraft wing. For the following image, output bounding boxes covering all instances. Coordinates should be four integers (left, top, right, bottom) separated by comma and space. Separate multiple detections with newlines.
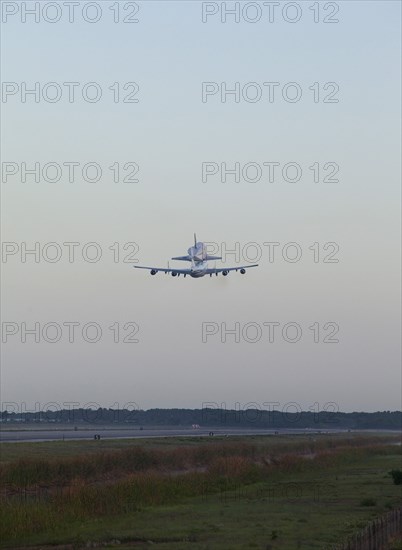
134, 264, 259, 277
171, 255, 192, 261
134, 265, 191, 275
205, 264, 259, 275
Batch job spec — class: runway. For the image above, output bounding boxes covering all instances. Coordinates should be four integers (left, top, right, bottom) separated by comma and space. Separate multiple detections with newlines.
0, 426, 345, 443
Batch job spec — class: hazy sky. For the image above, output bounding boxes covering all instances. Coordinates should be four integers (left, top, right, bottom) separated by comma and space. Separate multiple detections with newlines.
1, 1, 400, 414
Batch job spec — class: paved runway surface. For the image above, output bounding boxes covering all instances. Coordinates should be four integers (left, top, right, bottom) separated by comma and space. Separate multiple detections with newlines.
0, 427, 345, 442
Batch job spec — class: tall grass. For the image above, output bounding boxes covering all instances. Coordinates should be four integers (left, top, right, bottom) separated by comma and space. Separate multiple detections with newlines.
1, 437, 400, 542
1, 435, 398, 489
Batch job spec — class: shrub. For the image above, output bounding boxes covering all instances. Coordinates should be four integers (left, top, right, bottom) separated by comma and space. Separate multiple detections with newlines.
389, 469, 402, 485
360, 498, 376, 507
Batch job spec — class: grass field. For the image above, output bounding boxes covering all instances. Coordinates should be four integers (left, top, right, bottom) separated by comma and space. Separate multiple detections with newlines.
1, 433, 401, 549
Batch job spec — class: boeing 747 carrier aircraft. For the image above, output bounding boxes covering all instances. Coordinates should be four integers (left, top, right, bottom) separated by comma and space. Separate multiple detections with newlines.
134, 235, 258, 278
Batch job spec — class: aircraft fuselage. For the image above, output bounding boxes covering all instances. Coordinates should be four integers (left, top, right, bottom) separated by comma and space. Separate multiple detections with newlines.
189, 260, 208, 277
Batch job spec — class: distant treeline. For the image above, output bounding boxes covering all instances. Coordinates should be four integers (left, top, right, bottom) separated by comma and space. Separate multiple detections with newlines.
1, 408, 401, 429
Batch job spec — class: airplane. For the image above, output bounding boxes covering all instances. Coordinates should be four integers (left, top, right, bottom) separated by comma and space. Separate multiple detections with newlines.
134, 234, 258, 278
